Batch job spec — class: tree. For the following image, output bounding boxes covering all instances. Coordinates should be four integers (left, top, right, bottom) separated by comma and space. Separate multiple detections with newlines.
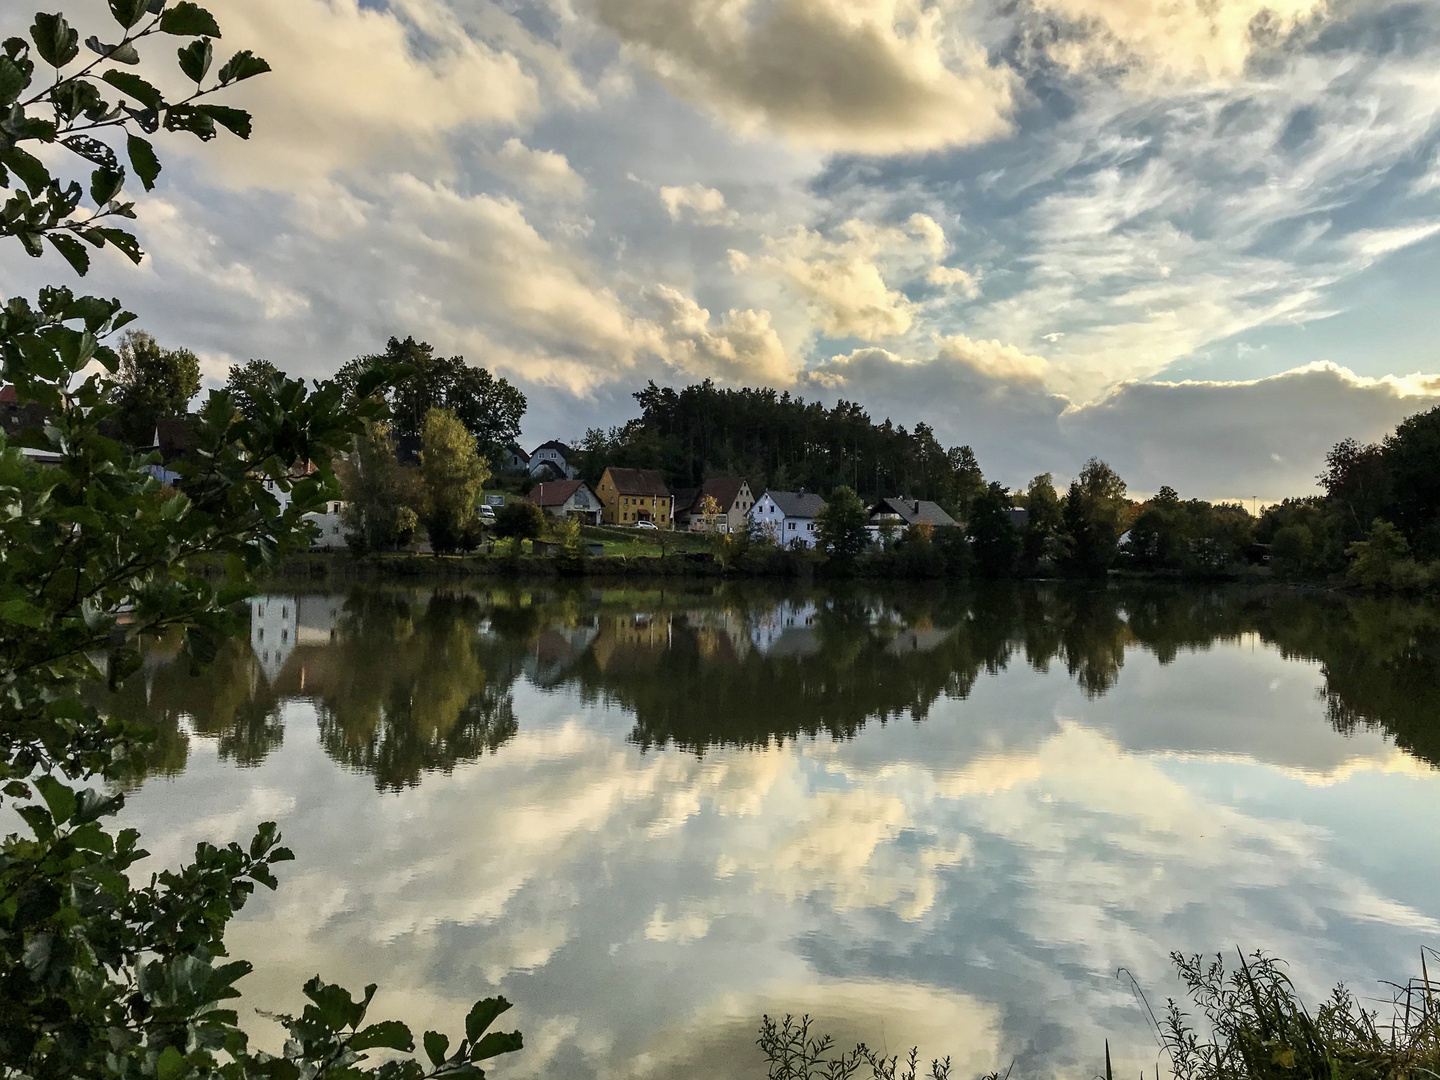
1381, 404, 1440, 557
338, 338, 526, 462
225, 358, 282, 422
418, 408, 490, 554
967, 482, 1019, 577
696, 493, 722, 532
1061, 459, 1131, 577
338, 420, 420, 553
1021, 473, 1065, 574
816, 486, 869, 561
492, 500, 545, 553
0, 6, 523, 1078
111, 330, 200, 447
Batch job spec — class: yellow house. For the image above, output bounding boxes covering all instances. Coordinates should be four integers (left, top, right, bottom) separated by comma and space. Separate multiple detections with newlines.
596, 467, 674, 528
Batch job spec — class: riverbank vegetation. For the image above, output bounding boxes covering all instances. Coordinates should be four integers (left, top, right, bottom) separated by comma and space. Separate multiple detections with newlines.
761, 950, 1440, 1080
0, 6, 521, 1078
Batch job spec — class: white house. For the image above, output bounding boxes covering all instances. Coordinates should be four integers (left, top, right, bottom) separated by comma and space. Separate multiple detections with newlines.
749, 490, 827, 548
262, 476, 348, 549
526, 479, 602, 525
749, 600, 821, 657
501, 443, 531, 472
250, 595, 298, 682
528, 440, 580, 480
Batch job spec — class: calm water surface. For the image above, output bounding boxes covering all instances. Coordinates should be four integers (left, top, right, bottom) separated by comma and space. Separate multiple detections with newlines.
106, 582, 1440, 1079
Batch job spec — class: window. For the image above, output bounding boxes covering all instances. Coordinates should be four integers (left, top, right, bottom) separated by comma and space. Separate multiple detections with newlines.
258, 628, 265, 642
788, 522, 796, 530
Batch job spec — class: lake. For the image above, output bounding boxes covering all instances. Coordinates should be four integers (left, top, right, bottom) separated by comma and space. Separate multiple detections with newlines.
104, 581, 1440, 1079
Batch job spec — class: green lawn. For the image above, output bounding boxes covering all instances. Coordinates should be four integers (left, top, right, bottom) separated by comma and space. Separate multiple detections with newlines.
578, 524, 719, 559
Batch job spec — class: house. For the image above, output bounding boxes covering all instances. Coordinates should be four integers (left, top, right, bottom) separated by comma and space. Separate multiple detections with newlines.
261, 461, 348, 550
526, 479, 602, 525
528, 440, 580, 480
143, 416, 198, 484
750, 489, 826, 548
1, 384, 61, 464
501, 443, 531, 472
676, 477, 756, 534
864, 498, 956, 544
596, 467, 673, 527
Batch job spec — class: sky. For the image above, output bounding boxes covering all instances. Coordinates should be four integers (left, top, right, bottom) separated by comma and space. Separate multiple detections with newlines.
6, 0, 1440, 499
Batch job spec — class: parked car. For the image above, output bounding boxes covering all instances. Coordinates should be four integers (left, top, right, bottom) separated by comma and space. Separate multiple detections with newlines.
479, 504, 496, 520
633, 520, 658, 530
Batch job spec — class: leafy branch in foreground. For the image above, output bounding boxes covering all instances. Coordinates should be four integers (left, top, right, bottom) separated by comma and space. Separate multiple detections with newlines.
1, 3, 521, 1079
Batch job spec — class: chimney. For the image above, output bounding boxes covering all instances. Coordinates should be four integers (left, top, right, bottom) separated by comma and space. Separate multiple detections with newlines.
798, 487, 805, 497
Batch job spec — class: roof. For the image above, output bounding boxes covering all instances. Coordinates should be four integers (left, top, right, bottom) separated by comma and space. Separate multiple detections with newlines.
871, 497, 958, 528
694, 477, 747, 512
670, 488, 699, 515
527, 479, 591, 507
532, 439, 574, 458
763, 490, 826, 519
506, 442, 530, 459
603, 467, 671, 497
153, 416, 197, 462
0, 385, 17, 404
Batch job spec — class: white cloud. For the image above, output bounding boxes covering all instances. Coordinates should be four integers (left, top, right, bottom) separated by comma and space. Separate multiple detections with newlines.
936, 334, 1049, 384
742, 214, 971, 341
582, 0, 1014, 154
651, 286, 795, 384
493, 139, 587, 199
185, 0, 548, 188
1035, 0, 1326, 83
659, 184, 738, 225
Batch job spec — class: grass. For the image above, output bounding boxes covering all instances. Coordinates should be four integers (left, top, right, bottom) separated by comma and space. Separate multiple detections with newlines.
760, 950, 1440, 1080
577, 523, 719, 560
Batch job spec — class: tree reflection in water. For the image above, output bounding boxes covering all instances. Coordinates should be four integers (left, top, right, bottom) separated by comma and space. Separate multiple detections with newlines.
99, 582, 1440, 784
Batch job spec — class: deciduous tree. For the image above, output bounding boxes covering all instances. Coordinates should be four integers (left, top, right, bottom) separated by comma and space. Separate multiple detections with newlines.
419, 408, 489, 554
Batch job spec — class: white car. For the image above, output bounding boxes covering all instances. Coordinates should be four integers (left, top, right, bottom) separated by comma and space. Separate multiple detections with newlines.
633, 520, 658, 530
479, 505, 496, 520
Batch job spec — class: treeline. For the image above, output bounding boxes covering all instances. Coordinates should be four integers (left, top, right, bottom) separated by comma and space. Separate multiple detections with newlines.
572, 380, 987, 512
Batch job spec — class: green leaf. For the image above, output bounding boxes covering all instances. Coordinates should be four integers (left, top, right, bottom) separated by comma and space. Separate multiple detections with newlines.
108, 0, 151, 29
0, 55, 29, 106
423, 1031, 450, 1068
103, 69, 165, 108
157, 1045, 184, 1080
350, 1021, 415, 1053
127, 133, 161, 189
1, 148, 51, 195
63, 135, 119, 170
177, 37, 212, 82
469, 1031, 523, 1062
217, 49, 269, 84
108, 40, 141, 64
159, 1, 221, 36
464, 998, 513, 1044
89, 226, 143, 263
196, 103, 250, 138
0, 598, 46, 627
33, 774, 77, 824
91, 165, 125, 205
30, 13, 79, 68
48, 233, 90, 275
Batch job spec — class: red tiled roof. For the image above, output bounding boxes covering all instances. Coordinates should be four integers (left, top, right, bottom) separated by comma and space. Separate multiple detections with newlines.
0, 385, 18, 404
527, 479, 588, 507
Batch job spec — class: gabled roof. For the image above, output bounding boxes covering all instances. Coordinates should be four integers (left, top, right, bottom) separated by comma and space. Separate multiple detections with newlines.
527, 479, 592, 507
694, 477, 747, 512
153, 416, 198, 463
505, 442, 530, 459
871, 496, 957, 528
762, 490, 826, 519
670, 488, 699, 515
603, 467, 671, 497
531, 439, 574, 458
0, 385, 17, 404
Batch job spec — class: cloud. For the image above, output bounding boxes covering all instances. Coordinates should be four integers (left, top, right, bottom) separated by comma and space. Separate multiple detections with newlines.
936, 334, 1049, 383
493, 139, 587, 199
582, 0, 1014, 154
1061, 363, 1440, 499
659, 184, 738, 226
1033, 0, 1326, 83
739, 214, 972, 341
187, 0, 548, 188
803, 346, 1440, 497
651, 287, 795, 384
